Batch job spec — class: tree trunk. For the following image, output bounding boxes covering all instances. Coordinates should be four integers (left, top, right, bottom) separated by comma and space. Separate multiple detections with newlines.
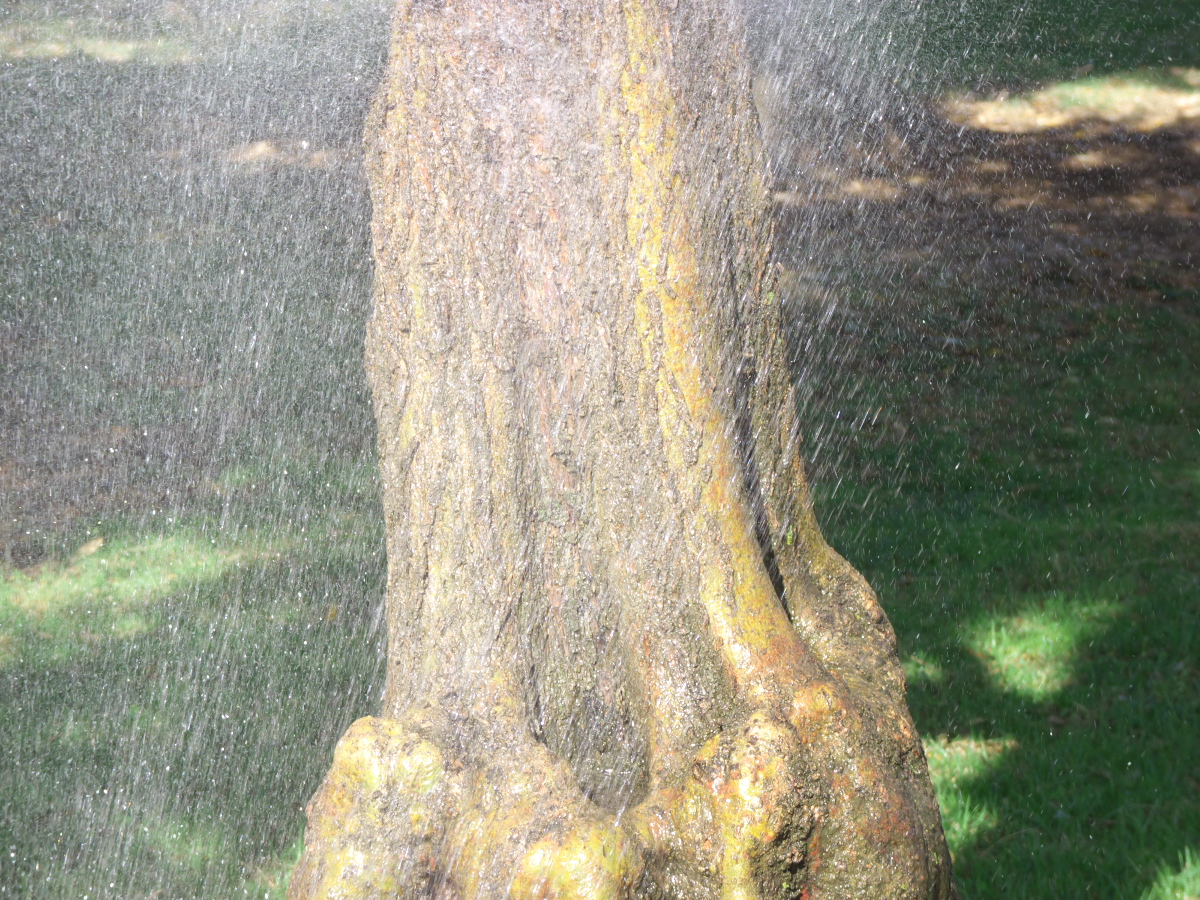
289, 2, 955, 898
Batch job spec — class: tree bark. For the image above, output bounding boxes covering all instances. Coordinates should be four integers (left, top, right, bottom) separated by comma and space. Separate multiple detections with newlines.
289, 2, 955, 898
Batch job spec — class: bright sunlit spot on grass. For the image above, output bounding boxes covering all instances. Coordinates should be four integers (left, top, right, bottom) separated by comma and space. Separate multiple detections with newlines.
1143, 848, 1200, 900
944, 68, 1200, 133
37, 813, 298, 900
0, 19, 197, 64
965, 596, 1122, 701
903, 654, 946, 686
924, 736, 1019, 851
0, 534, 249, 666
139, 817, 230, 874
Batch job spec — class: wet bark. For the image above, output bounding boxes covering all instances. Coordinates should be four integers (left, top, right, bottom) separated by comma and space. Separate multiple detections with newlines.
289, 1, 956, 898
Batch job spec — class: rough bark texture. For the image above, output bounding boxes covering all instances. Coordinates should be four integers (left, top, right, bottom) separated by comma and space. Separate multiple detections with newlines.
289, 2, 955, 898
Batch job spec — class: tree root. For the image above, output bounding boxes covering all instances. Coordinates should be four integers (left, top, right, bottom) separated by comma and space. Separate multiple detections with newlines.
290, 667, 947, 900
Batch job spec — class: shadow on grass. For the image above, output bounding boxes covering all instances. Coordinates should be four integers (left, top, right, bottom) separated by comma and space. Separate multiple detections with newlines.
912, 0, 1200, 90
818, 297, 1200, 898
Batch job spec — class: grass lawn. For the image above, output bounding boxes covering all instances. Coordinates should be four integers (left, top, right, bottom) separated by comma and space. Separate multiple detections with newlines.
912, 0, 1200, 88
818, 292, 1200, 898
0, 510, 385, 899
0, 5, 391, 894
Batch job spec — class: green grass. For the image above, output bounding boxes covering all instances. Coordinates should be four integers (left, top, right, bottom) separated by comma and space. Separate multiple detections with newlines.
818, 295, 1200, 899
1145, 848, 1200, 900
0, 483, 386, 899
910, 0, 1200, 89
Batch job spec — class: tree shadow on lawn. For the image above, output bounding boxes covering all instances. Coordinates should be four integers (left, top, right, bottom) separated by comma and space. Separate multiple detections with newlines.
776, 63, 1200, 895
0, 0, 390, 568
818, 295, 1200, 899
913, 0, 1200, 90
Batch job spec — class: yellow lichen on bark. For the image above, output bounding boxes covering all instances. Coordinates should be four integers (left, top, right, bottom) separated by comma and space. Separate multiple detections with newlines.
289, 717, 456, 900
510, 821, 644, 900
619, 0, 814, 709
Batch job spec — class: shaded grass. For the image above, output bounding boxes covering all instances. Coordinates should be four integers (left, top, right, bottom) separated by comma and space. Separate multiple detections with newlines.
818, 294, 1200, 898
913, 0, 1200, 89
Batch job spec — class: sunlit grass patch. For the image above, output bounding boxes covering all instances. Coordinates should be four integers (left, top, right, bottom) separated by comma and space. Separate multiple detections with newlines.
0, 531, 272, 666
1143, 848, 1200, 900
964, 595, 1121, 701
138, 817, 231, 873
0, 18, 197, 64
903, 654, 946, 686
944, 68, 1200, 133
924, 736, 1018, 850
33, 813, 299, 899
0, 512, 383, 899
